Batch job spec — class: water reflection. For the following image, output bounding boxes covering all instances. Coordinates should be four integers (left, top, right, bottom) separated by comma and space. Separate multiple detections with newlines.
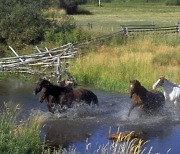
42, 119, 97, 149
1, 79, 180, 153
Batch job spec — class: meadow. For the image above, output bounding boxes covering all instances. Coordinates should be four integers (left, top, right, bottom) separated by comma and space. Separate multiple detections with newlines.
75, 2, 180, 33
69, 34, 180, 92
0, 2, 180, 153
69, 2, 180, 92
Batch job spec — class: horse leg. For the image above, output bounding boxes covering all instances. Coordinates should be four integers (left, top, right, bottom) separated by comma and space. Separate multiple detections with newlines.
128, 104, 138, 117
39, 88, 48, 103
46, 96, 58, 114
92, 95, 99, 107
46, 103, 56, 114
57, 94, 69, 113
174, 100, 178, 106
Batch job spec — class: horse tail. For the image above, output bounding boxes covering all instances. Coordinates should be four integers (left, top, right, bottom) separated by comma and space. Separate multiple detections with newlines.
92, 95, 99, 106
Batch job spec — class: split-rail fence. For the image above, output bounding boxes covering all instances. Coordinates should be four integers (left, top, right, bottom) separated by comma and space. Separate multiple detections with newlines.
0, 23, 179, 83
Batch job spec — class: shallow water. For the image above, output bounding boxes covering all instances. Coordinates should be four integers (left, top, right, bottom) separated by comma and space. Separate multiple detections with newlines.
0, 79, 180, 153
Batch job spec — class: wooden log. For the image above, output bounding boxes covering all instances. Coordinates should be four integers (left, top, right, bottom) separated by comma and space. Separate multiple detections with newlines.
45, 47, 52, 57
35, 46, 42, 53
108, 131, 146, 142
8, 46, 24, 62
2, 45, 75, 61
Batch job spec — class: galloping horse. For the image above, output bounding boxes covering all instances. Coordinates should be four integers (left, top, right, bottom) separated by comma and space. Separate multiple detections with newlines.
153, 76, 180, 106
34, 78, 98, 113
34, 78, 73, 113
128, 80, 165, 117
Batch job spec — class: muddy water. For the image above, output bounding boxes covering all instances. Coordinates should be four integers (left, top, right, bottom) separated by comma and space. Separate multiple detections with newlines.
1, 79, 180, 153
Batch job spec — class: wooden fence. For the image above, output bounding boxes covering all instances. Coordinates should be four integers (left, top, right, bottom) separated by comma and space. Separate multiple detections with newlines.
78, 23, 180, 35
121, 24, 180, 35
0, 43, 78, 82
0, 23, 179, 82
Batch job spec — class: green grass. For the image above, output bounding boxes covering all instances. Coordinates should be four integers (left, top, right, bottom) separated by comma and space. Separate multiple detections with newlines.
0, 102, 61, 154
153, 50, 180, 66
73, 2, 180, 33
69, 34, 180, 93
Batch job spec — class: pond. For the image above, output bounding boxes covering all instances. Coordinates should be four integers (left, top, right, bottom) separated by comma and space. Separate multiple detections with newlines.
0, 78, 180, 153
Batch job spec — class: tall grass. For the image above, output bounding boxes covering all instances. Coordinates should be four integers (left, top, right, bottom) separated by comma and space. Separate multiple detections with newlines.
69, 34, 180, 92
0, 102, 60, 154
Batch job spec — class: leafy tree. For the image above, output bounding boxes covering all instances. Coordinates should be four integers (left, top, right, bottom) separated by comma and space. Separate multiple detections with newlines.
166, 0, 180, 5
0, 0, 50, 47
59, 0, 79, 14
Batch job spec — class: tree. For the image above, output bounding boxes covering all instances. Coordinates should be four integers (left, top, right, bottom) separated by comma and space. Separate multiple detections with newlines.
0, 0, 50, 46
59, 0, 79, 14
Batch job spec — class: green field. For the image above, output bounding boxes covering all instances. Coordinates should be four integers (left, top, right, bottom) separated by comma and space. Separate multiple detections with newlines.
68, 2, 180, 92
74, 2, 180, 33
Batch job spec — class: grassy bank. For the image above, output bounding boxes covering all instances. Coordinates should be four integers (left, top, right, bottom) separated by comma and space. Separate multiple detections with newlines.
69, 34, 180, 93
0, 103, 60, 154
0, 103, 152, 154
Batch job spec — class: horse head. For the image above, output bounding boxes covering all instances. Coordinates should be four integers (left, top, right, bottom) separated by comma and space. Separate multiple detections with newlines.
129, 80, 141, 98
128, 80, 150, 117
152, 76, 166, 90
34, 78, 51, 95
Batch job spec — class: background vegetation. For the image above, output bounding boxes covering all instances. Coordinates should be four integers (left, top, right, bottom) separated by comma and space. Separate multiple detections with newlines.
69, 34, 180, 92
0, 0, 179, 91
0, 0, 180, 152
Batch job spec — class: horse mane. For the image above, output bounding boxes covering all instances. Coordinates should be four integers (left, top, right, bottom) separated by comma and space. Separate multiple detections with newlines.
164, 78, 180, 87
45, 82, 72, 92
39, 78, 72, 93
131, 80, 148, 96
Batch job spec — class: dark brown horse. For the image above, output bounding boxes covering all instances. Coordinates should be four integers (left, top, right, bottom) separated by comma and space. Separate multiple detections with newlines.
34, 78, 72, 113
34, 78, 98, 113
128, 80, 165, 117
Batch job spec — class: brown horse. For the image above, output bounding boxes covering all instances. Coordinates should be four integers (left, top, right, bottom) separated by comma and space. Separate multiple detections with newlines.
128, 80, 165, 117
34, 78, 72, 113
34, 78, 98, 113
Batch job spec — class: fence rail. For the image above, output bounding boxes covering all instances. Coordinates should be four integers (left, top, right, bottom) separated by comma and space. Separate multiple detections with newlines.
0, 23, 179, 82
121, 24, 179, 35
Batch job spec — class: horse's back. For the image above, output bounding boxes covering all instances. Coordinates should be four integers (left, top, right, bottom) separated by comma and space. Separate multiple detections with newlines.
172, 86, 180, 100
146, 90, 165, 108
73, 88, 98, 105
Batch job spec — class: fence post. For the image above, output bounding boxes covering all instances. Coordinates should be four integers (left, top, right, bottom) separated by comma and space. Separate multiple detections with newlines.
88, 23, 90, 30
176, 23, 180, 35
56, 56, 61, 83
98, 0, 101, 7
88, 23, 93, 30
111, 26, 114, 32
122, 26, 128, 35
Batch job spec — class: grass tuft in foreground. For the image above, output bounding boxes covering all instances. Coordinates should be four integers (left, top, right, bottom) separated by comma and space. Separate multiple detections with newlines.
0, 102, 60, 154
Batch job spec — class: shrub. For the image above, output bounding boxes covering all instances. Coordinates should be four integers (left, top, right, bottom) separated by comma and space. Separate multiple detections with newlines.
59, 0, 79, 14
0, 0, 50, 47
44, 15, 91, 45
166, 0, 180, 5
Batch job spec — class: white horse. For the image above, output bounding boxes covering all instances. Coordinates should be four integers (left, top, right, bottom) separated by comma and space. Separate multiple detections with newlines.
152, 76, 180, 106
